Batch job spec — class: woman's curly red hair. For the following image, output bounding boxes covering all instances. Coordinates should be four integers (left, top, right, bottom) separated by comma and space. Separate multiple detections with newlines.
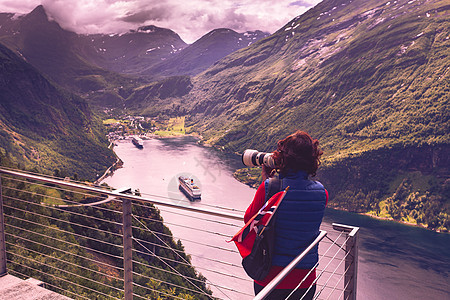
272, 131, 323, 177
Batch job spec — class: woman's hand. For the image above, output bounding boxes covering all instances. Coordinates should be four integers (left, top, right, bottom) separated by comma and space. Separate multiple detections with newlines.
261, 165, 274, 181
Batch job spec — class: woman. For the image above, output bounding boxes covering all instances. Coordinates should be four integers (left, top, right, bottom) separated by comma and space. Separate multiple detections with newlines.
244, 130, 328, 299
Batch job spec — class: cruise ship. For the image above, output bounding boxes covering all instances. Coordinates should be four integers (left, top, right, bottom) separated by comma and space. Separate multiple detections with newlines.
178, 176, 201, 200
131, 136, 144, 148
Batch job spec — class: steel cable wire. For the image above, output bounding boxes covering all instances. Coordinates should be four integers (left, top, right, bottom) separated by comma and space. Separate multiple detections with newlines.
282, 230, 347, 300
132, 259, 251, 294
2, 194, 123, 227
134, 231, 236, 255
132, 281, 188, 300
132, 259, 210, 285
132, 237, 245, 277
313, 244, 351, 299
6, 241, 123, 283
132, 201, 242, 228
5, 233, 123, 272
5, 225, 124, 261
0, 167, 114, 190
8, 253, 124, 294
5, 214, 123, 250
337, 276, 352, 300
132, 271, 228, 298
4, 204, 123, 238
8, 268, 91, 300
132, 214, 230, 299
7, 257, 122, 298
325, 260, 353, 300
132, 254, 249, 282
132, 237, 243, 270
3, 182, 118, 208
132, 227, 238, 254
132, 238, 215, 300
315, 268, 344, 276
131, 215, 234, 239
2, 175, 114, 199
133, 238, 242, 271
136, 191, 245, 214
132, 265, 252, 296
312, 235, 352, 300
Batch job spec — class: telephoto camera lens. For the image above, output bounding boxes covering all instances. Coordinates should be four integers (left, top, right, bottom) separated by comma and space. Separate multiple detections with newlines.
241, 149, 276, 168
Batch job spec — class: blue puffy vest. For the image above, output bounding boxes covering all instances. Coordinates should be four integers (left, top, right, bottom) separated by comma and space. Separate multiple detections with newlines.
265, 170, 326, 269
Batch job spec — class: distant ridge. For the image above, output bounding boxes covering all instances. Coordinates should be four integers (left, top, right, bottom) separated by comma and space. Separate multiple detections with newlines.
140, 28, 270, 77
77, 24, 188, 74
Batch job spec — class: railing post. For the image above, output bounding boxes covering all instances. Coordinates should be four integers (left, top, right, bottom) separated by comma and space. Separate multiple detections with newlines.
123, 198, 133, 299
0, 175, 7, 275
333, 223, 359, 300
345, 227, 358, 300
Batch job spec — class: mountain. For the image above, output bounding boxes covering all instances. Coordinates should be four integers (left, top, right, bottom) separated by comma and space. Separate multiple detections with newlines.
175, 0, 448, 231
0, 42, 116, 180
140, 28, 270, 77
0, 5, 137, 102
77, 25, 188, 74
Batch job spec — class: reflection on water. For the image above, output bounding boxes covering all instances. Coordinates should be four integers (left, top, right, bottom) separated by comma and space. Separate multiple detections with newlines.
104, 136, 450, 300
324, 209, 450, 299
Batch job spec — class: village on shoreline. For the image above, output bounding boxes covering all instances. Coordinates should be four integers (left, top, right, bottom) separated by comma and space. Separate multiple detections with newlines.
103, 114, 192, 142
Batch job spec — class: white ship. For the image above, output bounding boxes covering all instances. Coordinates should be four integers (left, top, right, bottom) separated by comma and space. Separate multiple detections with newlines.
178, 176, 201, 200
131, 136, 144, 148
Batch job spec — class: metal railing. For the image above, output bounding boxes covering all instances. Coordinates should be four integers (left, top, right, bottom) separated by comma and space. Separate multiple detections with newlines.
0, 168, 358, 299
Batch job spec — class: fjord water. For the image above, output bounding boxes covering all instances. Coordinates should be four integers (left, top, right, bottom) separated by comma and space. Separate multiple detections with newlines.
103, 136, 449, 300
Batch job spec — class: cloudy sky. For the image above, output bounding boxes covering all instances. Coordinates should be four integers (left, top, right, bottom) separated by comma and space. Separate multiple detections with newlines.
0, 0, 321, 43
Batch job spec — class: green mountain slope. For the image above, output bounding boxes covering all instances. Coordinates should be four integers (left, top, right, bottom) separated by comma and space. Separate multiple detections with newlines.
182, 0, 449, 230
0, 42, 116, 180
188, 0, 449, 151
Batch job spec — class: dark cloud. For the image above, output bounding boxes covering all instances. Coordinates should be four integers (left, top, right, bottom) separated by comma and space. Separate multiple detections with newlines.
289, 1, 312, 6
205, 9, 247, 31
121, 7, 172, 23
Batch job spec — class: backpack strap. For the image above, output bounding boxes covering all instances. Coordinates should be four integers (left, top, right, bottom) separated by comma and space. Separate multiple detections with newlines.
265, 175, 282, 201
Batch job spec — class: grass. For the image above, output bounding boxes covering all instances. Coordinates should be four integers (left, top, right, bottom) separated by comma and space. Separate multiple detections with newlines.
168, 116, 185, 133
28, 185, 65, 205
103, 119, 120, 125
153, 117, 186, 137
153, 130, 184, 137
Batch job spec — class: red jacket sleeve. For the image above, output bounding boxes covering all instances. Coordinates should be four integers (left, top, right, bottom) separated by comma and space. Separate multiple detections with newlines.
244, 182, 266, 223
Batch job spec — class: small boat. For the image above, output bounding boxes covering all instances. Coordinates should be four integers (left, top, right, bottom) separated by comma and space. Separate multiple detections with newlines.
178, 176, 201, 200
132, 136, 144, 148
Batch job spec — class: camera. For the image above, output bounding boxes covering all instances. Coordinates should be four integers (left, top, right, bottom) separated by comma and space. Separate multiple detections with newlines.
242, 149, 276, 168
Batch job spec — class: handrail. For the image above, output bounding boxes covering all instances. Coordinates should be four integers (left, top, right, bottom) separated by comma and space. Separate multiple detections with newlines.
0, 168, 359, 299
0, 168, 243, 221
253, 230, 327, 300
